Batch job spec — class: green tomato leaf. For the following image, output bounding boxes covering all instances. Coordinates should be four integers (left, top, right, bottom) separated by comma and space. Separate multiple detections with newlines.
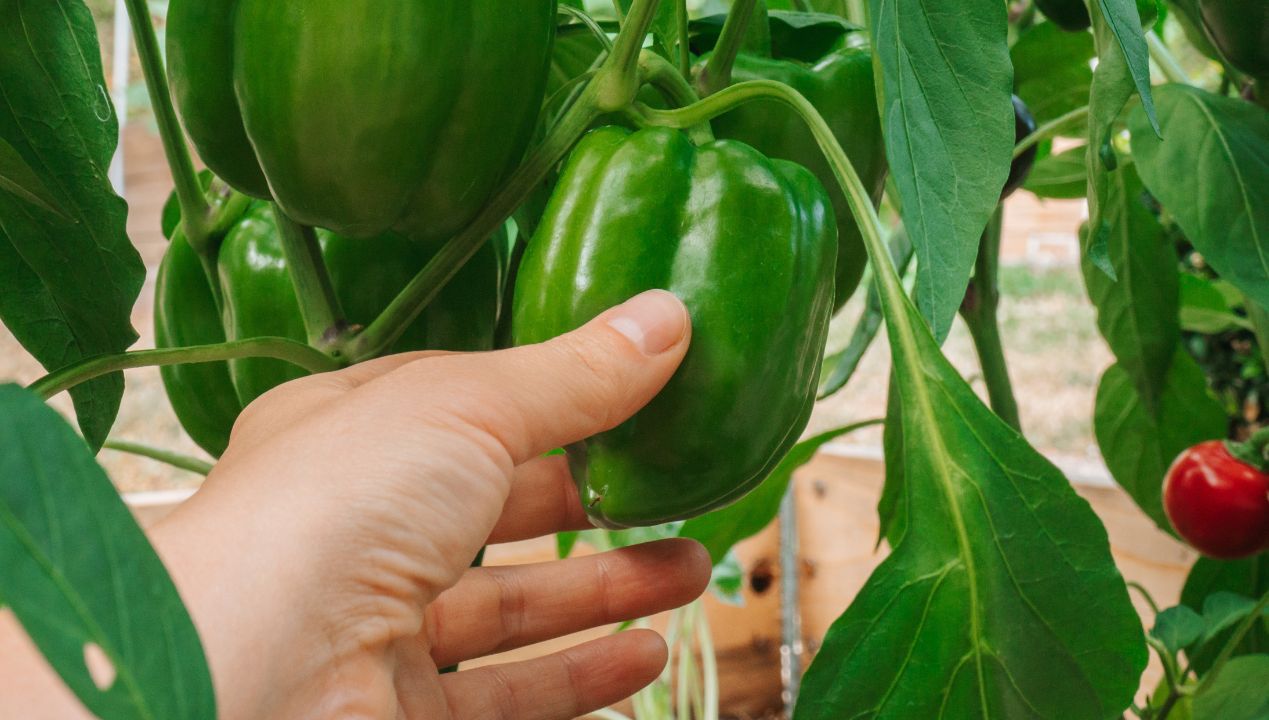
1081, 163, 1179, 405
1152, 604, 1206, 656
1024, 144, 1090, 199
1192, 655, 1269, 720
1129, 85, 1269, 315
795, 278, 1145, 718
0, 0, 144, 450
1093, 349, 1226, 533
1180, 273, 1252, 334
0, 384, 216, 719
1011, 22, 1095, 129
0, 136, 70, 219
1182, 557, 1269, 672
867, 0, 1014, 342
680, 420, 879, 564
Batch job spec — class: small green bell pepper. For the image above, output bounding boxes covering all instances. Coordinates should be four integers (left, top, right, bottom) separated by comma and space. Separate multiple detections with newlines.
513, 126, 837, 528
703, 44, 886, 310
167, 0, 557, 240
155, 202, 506, 455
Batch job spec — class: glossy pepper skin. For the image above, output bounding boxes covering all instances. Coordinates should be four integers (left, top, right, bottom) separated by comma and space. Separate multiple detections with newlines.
1163, 441, 1269, 559
1002, 95, 1038, 200
706, 46, 886, 311
513, 127, 837, 528
167, 0, 556, 240
1198, 0, 1269, 79
155, 203, 505, 453
154, 231, 243, 457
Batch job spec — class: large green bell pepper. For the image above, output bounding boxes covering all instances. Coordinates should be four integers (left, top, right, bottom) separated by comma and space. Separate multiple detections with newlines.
703, 45, 886, 310
1198, 0, 1269, 80
167, 0, 557, 240
513, 126, 837, 528
156, 202, 506, 455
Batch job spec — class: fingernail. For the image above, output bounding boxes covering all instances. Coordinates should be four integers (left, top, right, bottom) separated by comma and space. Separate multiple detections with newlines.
607, 290, 689, 355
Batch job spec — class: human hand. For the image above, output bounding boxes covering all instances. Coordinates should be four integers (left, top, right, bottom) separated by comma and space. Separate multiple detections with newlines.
150, 290, 710, 719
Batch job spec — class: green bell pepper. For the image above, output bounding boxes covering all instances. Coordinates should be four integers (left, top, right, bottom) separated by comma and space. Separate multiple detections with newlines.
167, 0, 557, 240
1198, 0, 1269, 80
513, 126, 837, 528
703, 44, 886, 310
156, 202, 506, 455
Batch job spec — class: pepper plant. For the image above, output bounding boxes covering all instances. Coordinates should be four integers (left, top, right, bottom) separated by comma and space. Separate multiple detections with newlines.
0, 0, 1266, 718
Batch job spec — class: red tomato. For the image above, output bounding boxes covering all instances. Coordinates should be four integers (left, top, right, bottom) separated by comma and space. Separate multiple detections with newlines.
1163, 441, 1269, 559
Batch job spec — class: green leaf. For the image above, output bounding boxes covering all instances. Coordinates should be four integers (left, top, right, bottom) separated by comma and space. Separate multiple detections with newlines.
1193, 593, 1266, 650
1153, 604, 1205, 656
1024, 144, 1090, 199
0, 0, 144, 450
1180, 273, 1251, 334
1094, 0, 1156, 131
708, 550, 745, 605
689, 11, 858, 62
556, 530, 580, 559
1129, 85, 1269, 315
795, 286, 1145, 719
680, 420, 880, 564
0, 384, 215, 719
1081, 163, 1179, 405
1192, 655, 1269, 720
1093, 349, 1226, 533
0, 136, 70, 219
867, 0, 1014, 342
1182, 557, 1269, 673
1011, 22, 1095, 129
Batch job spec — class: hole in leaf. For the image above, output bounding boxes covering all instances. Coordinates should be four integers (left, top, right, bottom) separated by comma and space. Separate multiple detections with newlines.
83, 643, 116, 691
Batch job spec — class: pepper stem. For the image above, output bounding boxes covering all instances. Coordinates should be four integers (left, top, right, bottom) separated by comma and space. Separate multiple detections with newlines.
637, 53, 714, 143
595, 0, 665, 112
960, 206, 1022, 432
121, 0, 215, 253
103, 439, 214, 476
271, 206, 347, 352
697, 0, 760, 96
1013, 105, 1089, 160
28, 338, 340, 400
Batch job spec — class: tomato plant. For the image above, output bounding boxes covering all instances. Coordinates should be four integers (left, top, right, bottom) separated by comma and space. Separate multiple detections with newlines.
1, 0, 1267, 718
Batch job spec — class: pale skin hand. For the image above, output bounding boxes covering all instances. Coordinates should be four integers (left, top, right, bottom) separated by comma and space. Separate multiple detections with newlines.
0, 290, 711, 720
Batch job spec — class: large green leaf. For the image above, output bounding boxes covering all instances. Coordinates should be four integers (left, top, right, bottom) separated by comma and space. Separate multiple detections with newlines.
1192, 655, 1269, 720
1081, 163, 1178, 406
0, 0, 144, 450
0, 384, 215, 719
795, 271, 1145, 719
867, 0, 1014, 342
679, 420, 879, 564
1024, 145, 1090, 199
0, 136, 69, 219
1011, 22, 1094, 129
1129, 85, 1269, 315
1182, 557, 1269, 672
1093, 350, 1226, 533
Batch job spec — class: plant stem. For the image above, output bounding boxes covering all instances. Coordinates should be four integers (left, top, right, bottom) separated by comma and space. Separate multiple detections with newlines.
559, 4, 614, 51
343, 89, 601, 362
960, 207, 1022, 432
271, 206, 347, 351
121, 0, 214, 252
637, 53, 714, 142
29, 338, 339, 400
1195, 589, 1269, 696
102, 440, 214, 476
1146, 32, 1193, 86
699, 0, 759, 96
676, 0, 691, 79
1014, 106, 1090, 160
596, 0, 664, 112
1126, 581, 1161, 615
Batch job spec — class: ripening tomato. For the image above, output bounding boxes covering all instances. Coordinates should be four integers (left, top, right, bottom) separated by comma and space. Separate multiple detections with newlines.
1163, 441, 1269, 559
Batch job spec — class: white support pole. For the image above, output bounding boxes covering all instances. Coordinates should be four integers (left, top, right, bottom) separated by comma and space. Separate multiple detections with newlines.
107, 0, 131, 195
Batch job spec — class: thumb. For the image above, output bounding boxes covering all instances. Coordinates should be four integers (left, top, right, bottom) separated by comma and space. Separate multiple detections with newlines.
372, 290, 692, 465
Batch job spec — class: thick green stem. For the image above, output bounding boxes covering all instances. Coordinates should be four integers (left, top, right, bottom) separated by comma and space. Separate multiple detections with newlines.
638, 53, 714, 142
698, 0, 759, 96
676, 0, 692, 79
102, 440, 214, 476
1146, 32, 1193, 86
1014, 106, 1090, 160
271, 206, 347, 351
343, 89, 602, 362
121, 0, 214, 252
960, 207, 1022, 432
595, 0, 664, 112
29, 338, 339, 400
